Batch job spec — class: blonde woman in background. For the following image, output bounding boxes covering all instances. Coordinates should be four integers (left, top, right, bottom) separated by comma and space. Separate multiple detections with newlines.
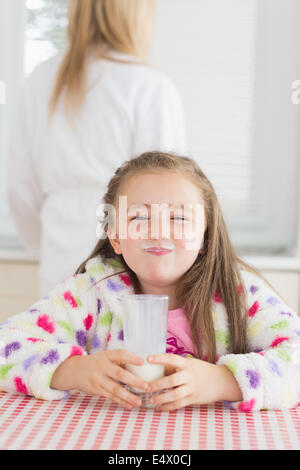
6, 0, 187, 297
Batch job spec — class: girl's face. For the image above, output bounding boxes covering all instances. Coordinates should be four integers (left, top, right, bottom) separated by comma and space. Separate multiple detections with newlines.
107, 171, 206, 289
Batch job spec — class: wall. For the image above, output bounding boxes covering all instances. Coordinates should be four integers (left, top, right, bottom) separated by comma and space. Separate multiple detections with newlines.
0, 261, 299, 324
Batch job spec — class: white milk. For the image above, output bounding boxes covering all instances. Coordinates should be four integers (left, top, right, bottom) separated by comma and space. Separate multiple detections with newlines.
126, 363, 165, 393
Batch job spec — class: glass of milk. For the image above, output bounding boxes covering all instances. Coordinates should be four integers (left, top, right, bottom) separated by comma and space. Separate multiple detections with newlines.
122, 294, 169, 408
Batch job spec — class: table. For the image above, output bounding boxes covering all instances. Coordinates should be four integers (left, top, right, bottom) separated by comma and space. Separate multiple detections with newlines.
0, 390, 299, 450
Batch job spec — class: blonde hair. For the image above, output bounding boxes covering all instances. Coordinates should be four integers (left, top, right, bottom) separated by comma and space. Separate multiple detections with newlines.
49, 0, 157, 116
76, 151, 286, 363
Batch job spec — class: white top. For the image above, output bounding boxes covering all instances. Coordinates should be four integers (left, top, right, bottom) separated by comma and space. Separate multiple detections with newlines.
5, 50, 187, 296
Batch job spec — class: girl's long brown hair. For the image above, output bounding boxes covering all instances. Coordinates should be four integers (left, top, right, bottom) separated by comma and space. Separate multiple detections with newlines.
76, 151, 285, 363
49, 0, 157, 116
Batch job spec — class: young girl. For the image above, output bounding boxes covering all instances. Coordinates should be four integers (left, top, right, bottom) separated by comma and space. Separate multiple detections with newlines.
1, 151, 300, 413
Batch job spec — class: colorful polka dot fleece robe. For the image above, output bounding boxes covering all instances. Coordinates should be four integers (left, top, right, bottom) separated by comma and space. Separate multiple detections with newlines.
0, 255, 300, 412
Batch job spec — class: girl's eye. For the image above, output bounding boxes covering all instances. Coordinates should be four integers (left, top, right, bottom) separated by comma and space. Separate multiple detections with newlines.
130, 216, 188, 221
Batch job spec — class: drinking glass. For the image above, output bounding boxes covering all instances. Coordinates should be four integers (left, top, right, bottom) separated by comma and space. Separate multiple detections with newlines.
122, 294, 169, 408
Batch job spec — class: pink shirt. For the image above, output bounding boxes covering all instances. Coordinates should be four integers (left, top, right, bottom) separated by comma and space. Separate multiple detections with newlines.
167, 308, 195, 357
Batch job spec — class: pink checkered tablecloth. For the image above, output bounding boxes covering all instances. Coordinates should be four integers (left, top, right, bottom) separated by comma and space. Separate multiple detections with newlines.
0, 390, 300, 450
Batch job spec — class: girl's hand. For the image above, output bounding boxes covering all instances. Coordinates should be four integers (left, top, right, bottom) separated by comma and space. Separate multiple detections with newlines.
51, 349, 150, 409
147, 353, 242, 411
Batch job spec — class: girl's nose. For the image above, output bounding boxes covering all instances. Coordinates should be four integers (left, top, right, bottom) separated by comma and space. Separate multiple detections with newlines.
148, 216, 173, 240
